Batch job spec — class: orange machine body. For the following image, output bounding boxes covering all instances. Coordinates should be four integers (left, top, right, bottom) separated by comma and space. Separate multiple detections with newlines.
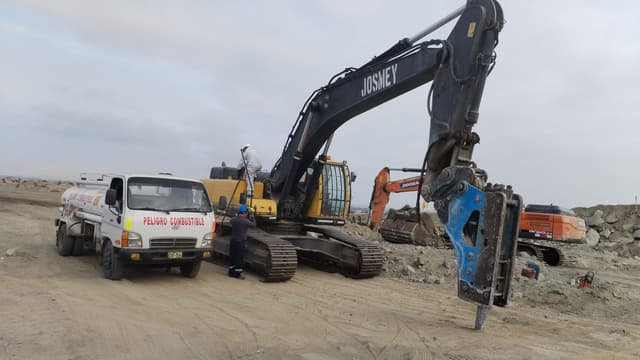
519, 205, 586, 242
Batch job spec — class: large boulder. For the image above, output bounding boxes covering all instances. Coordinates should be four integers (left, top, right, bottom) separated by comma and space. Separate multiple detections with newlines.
585, 210, 605, 228
616, 241, 640, 258
630, 241, 640, 257
605, 213, 619, 224
609, 232, 633, 243
585, 228, 600, 246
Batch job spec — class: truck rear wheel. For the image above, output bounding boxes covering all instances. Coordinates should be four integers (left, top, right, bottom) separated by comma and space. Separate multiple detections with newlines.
102, 241, 124, 280
179, 261, 201, 278
56, 225, 73, 256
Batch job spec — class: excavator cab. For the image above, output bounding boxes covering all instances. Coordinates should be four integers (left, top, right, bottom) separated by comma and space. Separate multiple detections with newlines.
302, 159, 352, 224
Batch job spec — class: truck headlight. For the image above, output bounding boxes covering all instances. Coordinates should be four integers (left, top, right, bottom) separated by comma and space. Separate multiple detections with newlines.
122, 231, 143, 248
202, 232, 215, 247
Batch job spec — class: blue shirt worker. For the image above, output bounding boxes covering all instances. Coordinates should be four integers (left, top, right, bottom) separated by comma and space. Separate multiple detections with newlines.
228, 204, 256, 279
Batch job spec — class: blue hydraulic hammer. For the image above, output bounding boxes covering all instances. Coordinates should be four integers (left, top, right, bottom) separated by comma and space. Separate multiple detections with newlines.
423, 166, 522, 329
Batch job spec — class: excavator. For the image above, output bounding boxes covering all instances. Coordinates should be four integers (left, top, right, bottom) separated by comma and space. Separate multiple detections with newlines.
205, 0, 520, 329
368, 167, 445, 247
368, 167, 584, 266
518, 204, 587, 265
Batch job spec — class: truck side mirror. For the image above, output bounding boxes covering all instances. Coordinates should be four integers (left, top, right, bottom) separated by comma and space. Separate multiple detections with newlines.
105, 189, 117, 206
350, 171, 357, 183
218, 195, 228, 210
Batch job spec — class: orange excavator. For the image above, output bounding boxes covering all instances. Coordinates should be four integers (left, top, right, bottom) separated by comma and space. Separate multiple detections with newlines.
369, 167, 586, 266
369, 167, 422, 229
368, 167, 445, 247
519, 204, 587, 243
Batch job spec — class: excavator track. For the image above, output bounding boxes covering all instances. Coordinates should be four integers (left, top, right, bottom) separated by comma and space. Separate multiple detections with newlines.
250, 231, 298, 282
260, 221, 305, 235
212, 224, 298, 282
303, 225, 384, 279
517, 239, 566, 266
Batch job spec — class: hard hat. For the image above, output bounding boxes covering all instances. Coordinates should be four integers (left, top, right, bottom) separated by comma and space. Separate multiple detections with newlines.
238, 204, 249, 213
241, 144, 252, 152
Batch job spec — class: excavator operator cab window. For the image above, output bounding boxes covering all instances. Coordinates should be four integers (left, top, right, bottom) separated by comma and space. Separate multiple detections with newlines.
321, 164, 347, 217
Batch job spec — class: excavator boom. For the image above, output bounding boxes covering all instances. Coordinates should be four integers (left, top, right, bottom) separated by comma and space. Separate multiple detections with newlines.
269, 0, 505, 217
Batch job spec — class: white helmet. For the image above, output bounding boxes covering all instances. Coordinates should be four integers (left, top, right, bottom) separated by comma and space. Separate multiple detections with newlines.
241, 144, 252, 152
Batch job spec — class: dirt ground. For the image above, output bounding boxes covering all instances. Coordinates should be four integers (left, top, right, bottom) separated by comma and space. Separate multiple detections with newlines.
2, 181, 640, 360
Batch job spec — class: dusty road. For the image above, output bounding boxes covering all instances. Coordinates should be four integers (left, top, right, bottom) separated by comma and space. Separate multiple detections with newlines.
1, 184, 639, 359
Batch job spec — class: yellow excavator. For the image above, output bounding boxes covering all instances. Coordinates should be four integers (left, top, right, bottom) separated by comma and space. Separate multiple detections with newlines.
206, 0, 521, 330
203, 157, 381, 282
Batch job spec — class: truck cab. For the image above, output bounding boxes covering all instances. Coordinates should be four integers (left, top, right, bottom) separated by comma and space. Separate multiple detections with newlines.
56, 173, 216, 280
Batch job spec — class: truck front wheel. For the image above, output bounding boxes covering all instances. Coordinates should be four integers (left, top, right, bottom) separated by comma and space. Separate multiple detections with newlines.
56, 225, 73, 256
102, 241, 124, 280
72, 237, 84, 256
179, 261, 201, 278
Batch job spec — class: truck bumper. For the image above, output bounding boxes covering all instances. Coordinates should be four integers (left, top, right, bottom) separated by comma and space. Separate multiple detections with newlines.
118, 247, 213, 265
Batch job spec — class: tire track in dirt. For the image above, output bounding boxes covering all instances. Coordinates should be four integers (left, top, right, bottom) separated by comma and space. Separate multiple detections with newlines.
301, 292, 377, 359
183, 278, 265, 355
404, 322, 438, 358
279, 271, 429, 359
373, 312, 403, 359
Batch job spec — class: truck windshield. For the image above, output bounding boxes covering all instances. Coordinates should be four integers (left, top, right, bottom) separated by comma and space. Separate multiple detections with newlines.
127, 177, 212, 213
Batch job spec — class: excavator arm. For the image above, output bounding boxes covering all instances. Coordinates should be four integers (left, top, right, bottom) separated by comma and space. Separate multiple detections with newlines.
368, 167, 423, 229
271, 0, 503, 204
268, 0, 520, 329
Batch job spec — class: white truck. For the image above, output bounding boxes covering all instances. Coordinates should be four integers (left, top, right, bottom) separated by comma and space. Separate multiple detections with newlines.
55, 173, 216, 279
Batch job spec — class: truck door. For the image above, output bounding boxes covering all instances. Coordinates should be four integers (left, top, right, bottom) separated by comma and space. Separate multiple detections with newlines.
102, 177, 125, 245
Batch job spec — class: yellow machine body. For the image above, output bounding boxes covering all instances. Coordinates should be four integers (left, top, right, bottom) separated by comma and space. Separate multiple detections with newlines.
203, 159, 351, 224
201, 178, 277, 218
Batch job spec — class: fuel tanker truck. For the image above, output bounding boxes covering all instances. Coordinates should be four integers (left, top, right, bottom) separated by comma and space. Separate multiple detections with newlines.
55, 173, 216, 280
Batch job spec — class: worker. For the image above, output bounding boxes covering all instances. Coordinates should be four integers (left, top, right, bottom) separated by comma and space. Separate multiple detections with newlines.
228, 204, 256, 279
238, 144, 262, 198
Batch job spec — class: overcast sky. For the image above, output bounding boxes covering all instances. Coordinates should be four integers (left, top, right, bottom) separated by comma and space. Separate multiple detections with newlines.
1, 1, 638, 209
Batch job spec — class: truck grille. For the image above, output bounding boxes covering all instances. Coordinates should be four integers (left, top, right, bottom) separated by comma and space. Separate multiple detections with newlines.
149, 238, 197, 249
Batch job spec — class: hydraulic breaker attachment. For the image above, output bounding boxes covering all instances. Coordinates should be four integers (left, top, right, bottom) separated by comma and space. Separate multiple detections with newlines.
424, 166, 522, 330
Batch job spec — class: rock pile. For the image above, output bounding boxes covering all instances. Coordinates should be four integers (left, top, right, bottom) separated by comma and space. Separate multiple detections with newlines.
573, 205, 640, 258
343, 219, 640, 322
342, 223, 456, 284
